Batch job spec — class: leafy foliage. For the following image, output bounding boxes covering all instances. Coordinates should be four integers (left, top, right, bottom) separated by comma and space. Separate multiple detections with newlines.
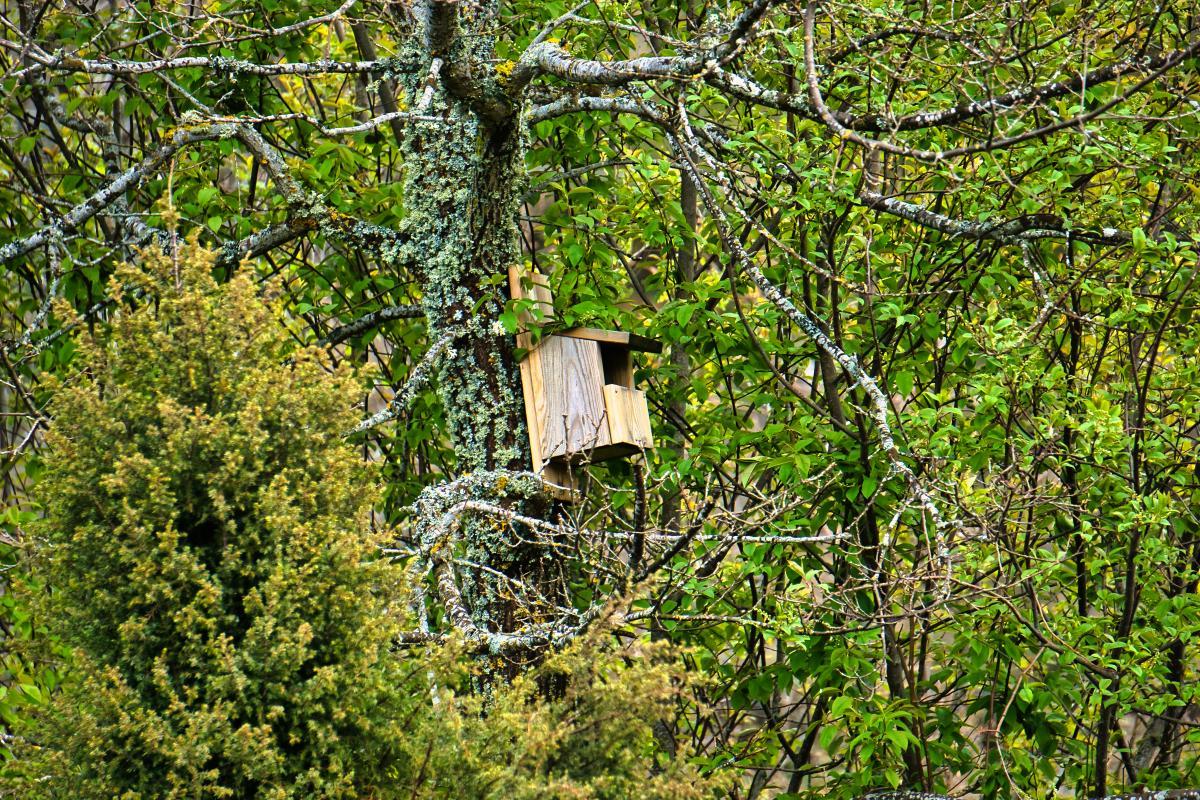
3, 240, 412, 798
405, 633, 723, 800
1, 0, 1200, 797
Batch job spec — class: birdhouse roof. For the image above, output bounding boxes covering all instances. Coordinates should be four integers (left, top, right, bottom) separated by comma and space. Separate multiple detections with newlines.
557, 326, 663, 354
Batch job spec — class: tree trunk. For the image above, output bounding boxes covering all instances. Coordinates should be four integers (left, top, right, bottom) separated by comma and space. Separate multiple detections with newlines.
398, 28, 544, 677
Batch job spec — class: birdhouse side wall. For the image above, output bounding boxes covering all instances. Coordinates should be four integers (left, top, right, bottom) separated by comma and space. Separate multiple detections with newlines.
603, 385, 653, 450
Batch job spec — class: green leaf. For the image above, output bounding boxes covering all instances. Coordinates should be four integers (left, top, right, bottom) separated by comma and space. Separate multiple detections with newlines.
499, 310, 520, 334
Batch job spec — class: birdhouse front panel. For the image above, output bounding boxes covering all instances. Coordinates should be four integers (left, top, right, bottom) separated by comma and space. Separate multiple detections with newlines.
526, 334, 614, 461
521, 331, 652, 465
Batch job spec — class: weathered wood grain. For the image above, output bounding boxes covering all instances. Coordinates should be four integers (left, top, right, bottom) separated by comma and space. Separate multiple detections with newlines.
559, 326, 662, 354
529, 335, 611, 460
602, 384, 653, 450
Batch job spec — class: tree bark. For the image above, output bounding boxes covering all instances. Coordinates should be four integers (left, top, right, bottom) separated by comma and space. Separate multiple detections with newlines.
397, 14, 553, 679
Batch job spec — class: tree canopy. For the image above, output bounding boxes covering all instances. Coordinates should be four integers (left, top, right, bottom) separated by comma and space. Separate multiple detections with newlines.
0, 0, 1199, 797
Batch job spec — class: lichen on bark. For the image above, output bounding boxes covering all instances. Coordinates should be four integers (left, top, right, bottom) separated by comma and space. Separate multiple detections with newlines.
395, 25, 546, 652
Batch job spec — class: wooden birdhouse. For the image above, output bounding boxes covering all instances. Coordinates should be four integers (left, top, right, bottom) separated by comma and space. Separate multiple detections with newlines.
508, 267, 661, 497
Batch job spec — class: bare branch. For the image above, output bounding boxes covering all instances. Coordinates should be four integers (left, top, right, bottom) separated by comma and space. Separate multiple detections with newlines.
513, 0, 780, 92
670, 130, 955, 579
802, 3, 1200, 162
0, 125, 232, 267
415, 58, 443, 113
858, 186, 1133, 246
846, 39, 1200, 133
526, 95, 728, 149
350, 22, 409, 147
21, 221, 313, 358
0, 122, 411, 269
321, 304, 425, 347
529, 1, 595, 48
514, 42, 696, 89
350, 329, 457, 434
266, 0, 360, 36
187, 110, 442, 133
219, 220, 312, 266
2, 44, 407, 80
4, 252, 62, 355
525, 159, 635, 198
527, 94, 668, 124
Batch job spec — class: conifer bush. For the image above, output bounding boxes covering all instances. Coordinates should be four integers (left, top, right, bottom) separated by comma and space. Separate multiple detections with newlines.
403, 632, 724, 800
6, 241, 412, 798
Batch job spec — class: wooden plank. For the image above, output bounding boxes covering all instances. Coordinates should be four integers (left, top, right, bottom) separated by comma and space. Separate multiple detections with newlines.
559, 326, 629, 347
508, 265, 533, 355
530, 336, 611, 461
507, 265, 555, 326
519, 341, 583, 501
559, 326, 662, 354
541, 459, 581, 503
529, 274, 555, 321
624, 331, 663, 354
603, 384, 653, 450
518, 350, 542, 473
512, 265, 550, 473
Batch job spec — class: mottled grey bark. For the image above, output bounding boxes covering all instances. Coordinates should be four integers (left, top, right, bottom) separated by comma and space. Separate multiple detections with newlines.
395, 9, 551, 675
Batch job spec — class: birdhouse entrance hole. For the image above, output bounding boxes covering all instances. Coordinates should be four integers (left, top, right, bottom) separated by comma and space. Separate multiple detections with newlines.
600, 342, 633, 388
